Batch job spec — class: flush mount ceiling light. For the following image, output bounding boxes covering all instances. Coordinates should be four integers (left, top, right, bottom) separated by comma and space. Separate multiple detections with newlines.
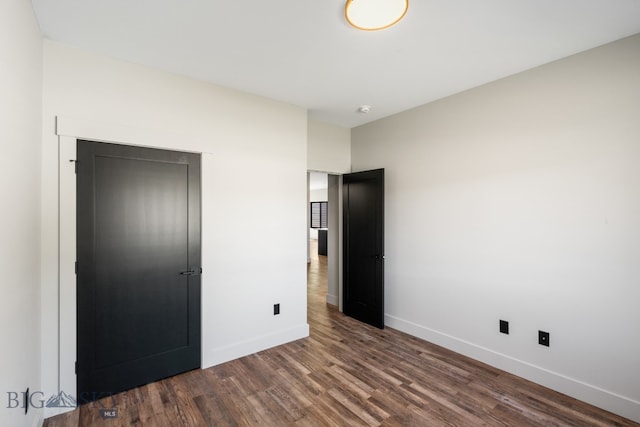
345, 0, 409, 31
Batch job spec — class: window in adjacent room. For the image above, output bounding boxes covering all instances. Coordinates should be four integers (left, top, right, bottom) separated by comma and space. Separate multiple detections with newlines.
310, 201, 328, 228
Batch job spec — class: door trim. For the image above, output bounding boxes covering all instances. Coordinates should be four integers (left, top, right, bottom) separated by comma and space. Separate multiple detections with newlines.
58, 136, 77, 404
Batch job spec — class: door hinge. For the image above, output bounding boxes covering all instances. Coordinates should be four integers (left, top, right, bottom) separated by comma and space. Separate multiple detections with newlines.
75, 361, 78, 374
75, 261, 78, 274
75, 161, 78, 174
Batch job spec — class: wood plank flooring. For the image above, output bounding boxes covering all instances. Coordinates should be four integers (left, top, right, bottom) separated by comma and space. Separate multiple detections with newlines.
44, 241, 638, 426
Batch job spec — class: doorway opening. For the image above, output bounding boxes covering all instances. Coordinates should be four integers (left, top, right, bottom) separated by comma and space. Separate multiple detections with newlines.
307, 172, 341, 314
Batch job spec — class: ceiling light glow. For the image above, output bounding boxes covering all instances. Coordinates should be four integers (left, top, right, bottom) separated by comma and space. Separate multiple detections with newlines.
345, 0, 409, 31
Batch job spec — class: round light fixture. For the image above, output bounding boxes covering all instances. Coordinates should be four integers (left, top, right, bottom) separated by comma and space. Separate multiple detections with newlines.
345, 0, 409, 31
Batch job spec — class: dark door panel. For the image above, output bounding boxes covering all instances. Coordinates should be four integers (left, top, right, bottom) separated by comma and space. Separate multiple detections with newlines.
77, 141, 201, 400
343, 169, 384, 329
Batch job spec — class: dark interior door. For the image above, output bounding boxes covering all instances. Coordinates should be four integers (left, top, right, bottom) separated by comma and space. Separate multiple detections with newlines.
77, 140, 201, 402
343, 168, 384, 329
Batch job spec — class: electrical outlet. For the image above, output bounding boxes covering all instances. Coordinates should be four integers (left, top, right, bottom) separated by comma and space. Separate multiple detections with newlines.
273, 303, 280, 315
539, 330, 550, 347
499, 320, 509, 334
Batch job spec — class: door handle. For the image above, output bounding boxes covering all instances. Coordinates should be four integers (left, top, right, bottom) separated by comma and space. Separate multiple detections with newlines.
179, 269, 199, 276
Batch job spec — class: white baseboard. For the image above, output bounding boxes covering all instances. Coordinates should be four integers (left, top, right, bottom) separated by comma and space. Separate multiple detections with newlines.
385, 314, 640, 424
326, 293, 338, 306
202, 323, 309, 368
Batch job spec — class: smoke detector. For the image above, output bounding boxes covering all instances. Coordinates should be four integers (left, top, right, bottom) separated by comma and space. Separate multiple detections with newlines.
358, 105, 372, 114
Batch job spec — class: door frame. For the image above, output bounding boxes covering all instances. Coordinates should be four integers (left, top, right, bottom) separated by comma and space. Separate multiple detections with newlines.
56, 118, 210, 412
328, 174, 344, 311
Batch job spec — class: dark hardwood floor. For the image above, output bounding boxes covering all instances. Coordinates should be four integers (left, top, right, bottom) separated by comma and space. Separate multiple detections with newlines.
44, 240, 638, 426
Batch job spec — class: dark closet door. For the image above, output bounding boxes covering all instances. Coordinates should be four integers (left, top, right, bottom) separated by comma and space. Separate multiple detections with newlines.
77, 140, 201, 402
343, 168, 384, 329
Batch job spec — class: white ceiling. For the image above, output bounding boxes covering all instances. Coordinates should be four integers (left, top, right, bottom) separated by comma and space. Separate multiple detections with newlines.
31, 0, 640, 128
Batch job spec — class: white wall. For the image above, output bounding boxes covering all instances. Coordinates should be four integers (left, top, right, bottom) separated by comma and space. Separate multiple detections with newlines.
307, 120, 351, 174
351, 34, 640, 422
40, 41, 309, 417
0, 1, 43, 426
